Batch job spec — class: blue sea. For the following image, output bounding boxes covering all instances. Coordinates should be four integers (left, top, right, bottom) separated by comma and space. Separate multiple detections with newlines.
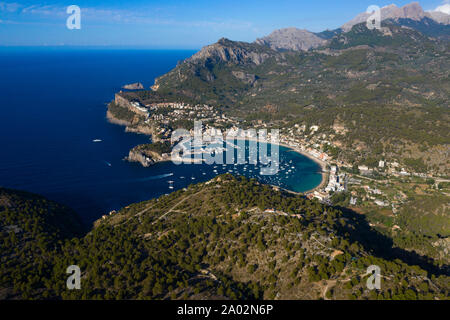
0, 48, 322, 224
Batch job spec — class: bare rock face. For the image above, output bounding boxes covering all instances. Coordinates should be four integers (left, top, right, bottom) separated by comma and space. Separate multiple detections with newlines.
126, 149, 153, 167
188, 38, 271, 66
232, 71, 257, 84
255, 28, 326, 51
402, 2, 425, 19
114, 93, 132, 108
126, 148, 163, 167
122, 82, 144, 90
428, 10, 450, 24
342, 2, 449, 31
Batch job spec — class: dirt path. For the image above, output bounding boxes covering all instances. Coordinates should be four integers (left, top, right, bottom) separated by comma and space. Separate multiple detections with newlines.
152, 190, 204, 224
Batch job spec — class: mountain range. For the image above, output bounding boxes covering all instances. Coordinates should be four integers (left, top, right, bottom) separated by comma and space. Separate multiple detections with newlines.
342, 2, 450, 31
147, 2, 449, 176
1, 1, 449, 301
254, 2, 450, 51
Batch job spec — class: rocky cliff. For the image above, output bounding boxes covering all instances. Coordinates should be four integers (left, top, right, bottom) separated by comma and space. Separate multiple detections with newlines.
126, 144, 169, 167
187, 38, 274, 66
122, 82, 144, 90
127, 149, 161, 167
114, 93, 133, 109
255, 28, 326, 51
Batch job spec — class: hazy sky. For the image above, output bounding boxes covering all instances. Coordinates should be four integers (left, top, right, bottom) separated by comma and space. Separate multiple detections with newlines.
0, 0, 447, 48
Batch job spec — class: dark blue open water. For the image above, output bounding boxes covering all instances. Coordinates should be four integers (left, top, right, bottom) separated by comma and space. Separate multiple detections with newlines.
0, 48, 321, 224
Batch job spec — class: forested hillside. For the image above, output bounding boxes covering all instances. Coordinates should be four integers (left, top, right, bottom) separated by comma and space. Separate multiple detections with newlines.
146, 22, 450, 173
1, 177, 448, 300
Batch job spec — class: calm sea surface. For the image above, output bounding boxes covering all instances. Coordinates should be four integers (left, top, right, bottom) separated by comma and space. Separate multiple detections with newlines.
0, 48, 321, 223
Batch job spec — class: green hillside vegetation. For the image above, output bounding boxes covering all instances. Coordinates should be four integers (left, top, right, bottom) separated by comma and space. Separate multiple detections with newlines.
108, 102, 139, 123
133, 141, 172, 155
120, 22, 450, 172
0, 177, 448, 300
396, 195, 449, 237
0, 188, 84, 299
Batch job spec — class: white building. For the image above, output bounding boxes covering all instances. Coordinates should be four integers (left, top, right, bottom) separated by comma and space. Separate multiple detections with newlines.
374, 200, 388, 207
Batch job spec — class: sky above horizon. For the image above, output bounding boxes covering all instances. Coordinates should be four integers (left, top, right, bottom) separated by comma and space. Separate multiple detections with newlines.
0, 0, 448, 48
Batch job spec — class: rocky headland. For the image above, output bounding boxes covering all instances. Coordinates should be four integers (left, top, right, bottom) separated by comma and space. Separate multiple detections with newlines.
122, 82, 144, 90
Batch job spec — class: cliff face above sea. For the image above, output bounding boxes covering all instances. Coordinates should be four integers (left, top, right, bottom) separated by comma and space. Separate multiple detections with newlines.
126, 143, 171, 167
126, 149, 160, 167
106, 94, 157, 136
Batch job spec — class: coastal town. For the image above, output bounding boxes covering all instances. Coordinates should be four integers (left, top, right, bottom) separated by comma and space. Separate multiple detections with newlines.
3, 0, 450, 303
106, 89, 450, 265
110, 91, 449, 207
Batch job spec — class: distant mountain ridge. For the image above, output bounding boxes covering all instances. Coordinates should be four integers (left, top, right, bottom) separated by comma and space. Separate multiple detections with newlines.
255, 28, 326, 51
147, 13, 449, 175
188, 38, 274, 66
342, 2, 450, 31
252, 2, 449, 52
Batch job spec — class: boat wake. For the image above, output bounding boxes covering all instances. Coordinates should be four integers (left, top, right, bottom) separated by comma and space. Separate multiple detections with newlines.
134, 173, 174, 182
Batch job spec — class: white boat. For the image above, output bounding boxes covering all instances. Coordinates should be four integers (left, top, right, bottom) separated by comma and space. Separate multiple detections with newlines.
93, 139, 102, 143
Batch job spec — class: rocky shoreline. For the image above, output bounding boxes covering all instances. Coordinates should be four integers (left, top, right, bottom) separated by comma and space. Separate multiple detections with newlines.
126, 148, 164, 167
106, 110, 131, 126
106, 94, 328, 192
125, 143, 172, 167
106, 103, 156, 136
122, 82, 144, 90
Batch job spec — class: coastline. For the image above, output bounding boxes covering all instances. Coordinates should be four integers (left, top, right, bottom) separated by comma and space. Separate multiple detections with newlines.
106, 113, 328, 193
106, 110, 132, 127
105, 100, 327, 194
278, 142, 329, 193
234, 137, 329, 194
